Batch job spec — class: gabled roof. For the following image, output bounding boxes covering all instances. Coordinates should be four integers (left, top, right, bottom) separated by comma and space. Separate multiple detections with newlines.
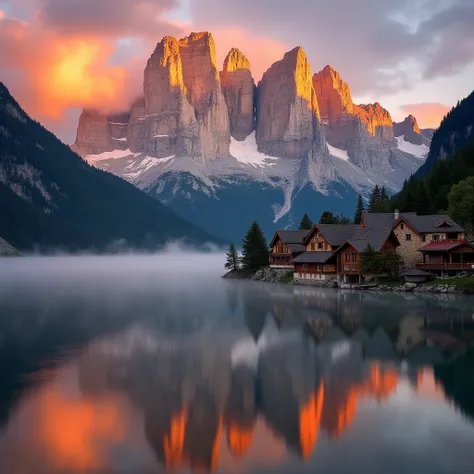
418, 240, 474, 252
401, 214, 464, 233
365, 212, 464, 234
340, 227, 398, 252
304, 224, 358, 247
269, 230, 309, 247
287, 243, 306, 253
292, 251, 334, 264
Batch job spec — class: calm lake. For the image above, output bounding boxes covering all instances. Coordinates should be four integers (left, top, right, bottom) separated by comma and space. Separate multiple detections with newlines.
1, 254, 474, 474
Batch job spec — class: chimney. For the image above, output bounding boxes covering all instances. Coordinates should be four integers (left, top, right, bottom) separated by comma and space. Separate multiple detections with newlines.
360, 211, 366, 228
394, 209, 400, 220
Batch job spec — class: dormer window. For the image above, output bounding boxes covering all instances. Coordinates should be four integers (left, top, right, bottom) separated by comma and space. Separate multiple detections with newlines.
400, 223, 404, 230
435, 220, 454, 228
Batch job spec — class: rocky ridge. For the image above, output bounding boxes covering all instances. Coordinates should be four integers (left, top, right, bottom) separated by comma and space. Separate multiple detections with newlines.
393, 115, 430, 146
72, 32, 431, 241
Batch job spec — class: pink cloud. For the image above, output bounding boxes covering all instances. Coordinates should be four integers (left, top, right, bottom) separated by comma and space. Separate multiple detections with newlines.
399, 102, 452, 129
210, 27, 288, 81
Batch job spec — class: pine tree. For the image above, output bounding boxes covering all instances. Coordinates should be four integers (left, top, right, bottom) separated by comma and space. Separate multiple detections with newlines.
241, 222, 269, 272
380, 186, 389, 202
414, 181, 431, 215
225, 243, 240, 271
299, 213, 313, 230
368, 185, 381, 212
354, 194, 364, 224
319, 211, 339, 224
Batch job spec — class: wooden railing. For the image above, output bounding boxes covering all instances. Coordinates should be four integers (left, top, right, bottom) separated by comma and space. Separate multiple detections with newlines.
416, 263, 474, 270
269, 254, 292, 266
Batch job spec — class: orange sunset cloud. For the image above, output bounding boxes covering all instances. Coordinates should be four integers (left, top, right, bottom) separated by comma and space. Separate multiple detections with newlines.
0, 16, 132, 121
399, 102, 452, 129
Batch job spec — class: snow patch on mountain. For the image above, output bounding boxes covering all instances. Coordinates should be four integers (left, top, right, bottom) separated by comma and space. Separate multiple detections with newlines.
230, 132, 279, 168
396, 136, 429, 159
327, 143, 349, 161
87, 149, 140, 163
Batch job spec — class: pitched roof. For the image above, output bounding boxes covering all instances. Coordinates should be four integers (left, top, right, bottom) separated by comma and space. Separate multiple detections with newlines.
365, 212, 464, 233
345, 226, 396, 252
292, 251, 334, 264
316, 224, 359, 246
403, 214, 464, 233
270, 230, 309, 247
287, 243, 306, 253
418, 240, 474, 252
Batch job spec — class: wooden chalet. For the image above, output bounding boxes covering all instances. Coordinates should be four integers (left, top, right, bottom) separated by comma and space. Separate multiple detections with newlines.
416, 240, 474, 276
293, 224, 357, 281
334, 227, 400, 283
269, 230, 309, 268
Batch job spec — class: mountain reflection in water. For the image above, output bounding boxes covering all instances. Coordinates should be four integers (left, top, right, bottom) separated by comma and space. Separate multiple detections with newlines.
0, 255, 474, 474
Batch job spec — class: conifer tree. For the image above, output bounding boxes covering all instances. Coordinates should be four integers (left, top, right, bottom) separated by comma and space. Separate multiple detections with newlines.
299, 213, 313, 230
241, 222, 269, 271
414, 181, 431, 214
380, 186, 389, 202
368, 185, 381, 212
225, 243, 240, 271
319, 211, 339, 224
354, 194, 365, 224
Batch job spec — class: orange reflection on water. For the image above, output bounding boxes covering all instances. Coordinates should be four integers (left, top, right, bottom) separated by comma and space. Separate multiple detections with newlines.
227, 425, 254, 458
299, 383, 324, 459
164, 407, 187, 469
35, 386, 124, 471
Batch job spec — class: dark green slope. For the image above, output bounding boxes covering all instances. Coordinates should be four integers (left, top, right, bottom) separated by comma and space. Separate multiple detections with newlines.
0, 83, 221, 251
415, 90, 474, 178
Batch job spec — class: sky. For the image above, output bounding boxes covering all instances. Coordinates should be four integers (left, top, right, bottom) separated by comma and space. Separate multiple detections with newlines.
1, 0, 473, 143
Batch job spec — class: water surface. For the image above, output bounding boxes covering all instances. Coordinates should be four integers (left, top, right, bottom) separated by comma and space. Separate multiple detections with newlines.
0, 254, 474, 474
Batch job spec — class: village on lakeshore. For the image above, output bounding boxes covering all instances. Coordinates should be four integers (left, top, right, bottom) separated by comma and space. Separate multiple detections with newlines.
225, 187, 474, 292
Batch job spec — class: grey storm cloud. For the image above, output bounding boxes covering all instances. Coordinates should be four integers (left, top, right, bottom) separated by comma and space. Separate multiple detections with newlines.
189, 0, 474, 96
38, 0, 181, 37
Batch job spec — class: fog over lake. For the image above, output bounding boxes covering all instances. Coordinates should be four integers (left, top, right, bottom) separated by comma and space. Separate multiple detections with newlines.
0, 253, 474, 474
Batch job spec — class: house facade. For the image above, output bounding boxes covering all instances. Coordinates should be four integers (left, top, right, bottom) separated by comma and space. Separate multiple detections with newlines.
293, 225, 357, 281
269, 210, 467, 282
365, 212, 465, 268
269, 230, 309, 269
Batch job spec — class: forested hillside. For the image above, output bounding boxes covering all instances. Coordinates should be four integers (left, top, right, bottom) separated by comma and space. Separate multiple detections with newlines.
0, 83, 220, 252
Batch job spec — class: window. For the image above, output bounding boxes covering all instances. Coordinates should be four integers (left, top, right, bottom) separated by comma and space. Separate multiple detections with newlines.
324, 265, 332, 272
343, 264, 351, 271
311, 243, 315, 251
406, 234, 411, 241
318, 242, 323, 250
400, 223, 404, 230
351, 265, 357, 271
422, 235, 427, 242
433, 234, 440, 241
303, 264, 308, 271
345, 253, 350, 262
352, 253, 357, 261
317, 264, 322, 271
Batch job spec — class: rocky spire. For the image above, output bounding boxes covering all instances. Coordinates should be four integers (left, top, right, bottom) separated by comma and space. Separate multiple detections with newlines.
73, 109, 110, 156
256, 46, 324, 159
221, 48, 255, 141
313, 65, 353, 121
393, 115, 426, 145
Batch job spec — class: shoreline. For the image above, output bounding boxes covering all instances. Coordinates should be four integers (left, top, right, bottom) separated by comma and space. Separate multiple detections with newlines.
223, 267, 474, 295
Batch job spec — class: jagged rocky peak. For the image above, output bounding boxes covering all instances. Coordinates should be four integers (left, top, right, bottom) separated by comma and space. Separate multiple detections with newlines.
256, 46, 324, 159
73, 109, 110, 156
221, 48, 254, 141
393, 115, 426, 145
313, 65, 354, 121
223, 48, 251, 72
353, 102, 394, 142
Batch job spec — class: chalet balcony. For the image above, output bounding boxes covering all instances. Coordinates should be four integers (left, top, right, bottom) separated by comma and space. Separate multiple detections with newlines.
416, 263, 474, 271
269, 253, 293, 268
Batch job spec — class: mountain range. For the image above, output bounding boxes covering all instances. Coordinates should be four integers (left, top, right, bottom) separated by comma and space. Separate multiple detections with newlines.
0, 83, 219, 252
72, 32, 433, 241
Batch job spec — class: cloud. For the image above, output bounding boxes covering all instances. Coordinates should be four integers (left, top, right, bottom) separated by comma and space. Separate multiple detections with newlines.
210, 27, 287, 81
399, 102, 451, 128
189, 0, 474, 96
0, 14, 149, 141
